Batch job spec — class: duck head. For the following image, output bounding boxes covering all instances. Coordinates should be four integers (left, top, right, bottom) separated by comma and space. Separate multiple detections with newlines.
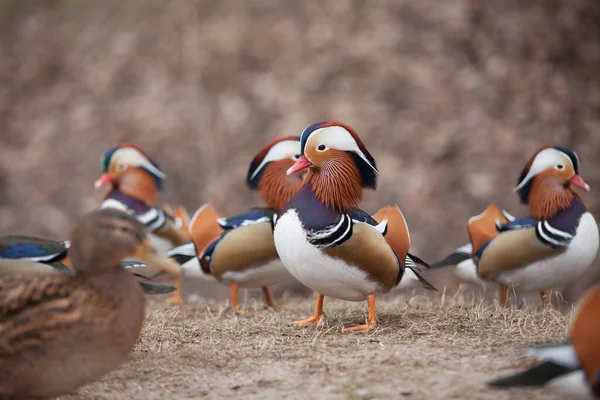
514, 146, 589, 220
246, 136, 303, 211
95, 144, 166, 191
69, 208, 179, 276
287, 121, 378, 213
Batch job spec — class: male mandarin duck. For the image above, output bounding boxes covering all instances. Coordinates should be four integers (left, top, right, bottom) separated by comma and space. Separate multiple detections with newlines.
168, 136, 304, 313
433, 147, 599, 307
488, 283, 600, 399
0, 235, 177, 294
0, 208, 180, 399
272, 121, 435, 333
95, 143, 191, 303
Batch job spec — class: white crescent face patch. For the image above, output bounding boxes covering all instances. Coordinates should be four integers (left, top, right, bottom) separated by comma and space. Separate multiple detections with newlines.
249, 140, 300, 181
515, 148, 574, 191
304, 126, 378, 175
110, 148, 166, 179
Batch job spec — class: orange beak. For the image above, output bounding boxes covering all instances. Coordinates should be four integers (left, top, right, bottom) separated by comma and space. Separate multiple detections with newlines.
94, 173, 113, 189
287, 155, 312, 176
569, 174, 590, 192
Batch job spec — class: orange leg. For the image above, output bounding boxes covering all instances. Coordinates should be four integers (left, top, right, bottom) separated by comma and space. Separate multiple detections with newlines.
166, 277, 184, 305
499, 284, 509, 308
231, 282, 251, 316
343, 293, 378, 333
262, 286, 281, 312
292, 293, 327, 326
540, 291, 550, 306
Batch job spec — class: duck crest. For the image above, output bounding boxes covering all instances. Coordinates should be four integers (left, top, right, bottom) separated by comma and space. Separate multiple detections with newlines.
102, 144, 165, 190
300, 121, 377, 190
516, 146, 580, 205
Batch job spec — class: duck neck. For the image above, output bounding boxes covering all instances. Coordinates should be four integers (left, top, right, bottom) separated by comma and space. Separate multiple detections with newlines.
528, 176, 582, 220
78, 268, 144, 301
303, 156, 363, 214
109, 168, 159, 205
259, 160, 304, 212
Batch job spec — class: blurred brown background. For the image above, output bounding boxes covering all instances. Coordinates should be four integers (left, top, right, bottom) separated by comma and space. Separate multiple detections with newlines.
0, 0, 599, 302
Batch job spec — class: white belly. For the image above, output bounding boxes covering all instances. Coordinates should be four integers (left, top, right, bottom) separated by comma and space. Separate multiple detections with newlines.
221, 259, 292, 288
274, 210, 379, 301
497, 212, 599, 292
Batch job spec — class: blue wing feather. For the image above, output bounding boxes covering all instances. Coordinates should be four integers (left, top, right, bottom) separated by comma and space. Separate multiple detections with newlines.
496, 217, 537, 232
217, 208, 276, 230
0, 236, 68, 260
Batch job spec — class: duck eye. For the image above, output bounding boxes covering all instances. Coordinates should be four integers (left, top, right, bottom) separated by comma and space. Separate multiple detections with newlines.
317, 144, 327, 152
556, 164, 565, 170
293, 154, 300, 160
116, 164, 127, 171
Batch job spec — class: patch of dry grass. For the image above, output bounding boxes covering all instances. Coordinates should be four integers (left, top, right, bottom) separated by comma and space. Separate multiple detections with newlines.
60, 293, 571, 400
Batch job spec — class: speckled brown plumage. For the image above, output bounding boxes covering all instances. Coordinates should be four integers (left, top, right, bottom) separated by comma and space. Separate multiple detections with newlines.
0, 208, 179, 399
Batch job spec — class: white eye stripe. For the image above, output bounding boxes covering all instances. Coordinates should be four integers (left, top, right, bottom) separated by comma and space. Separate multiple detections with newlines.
514, 148, 573, 192
249, 140, 301, 181
111, 148, 166, 178
305, 126, 378, 174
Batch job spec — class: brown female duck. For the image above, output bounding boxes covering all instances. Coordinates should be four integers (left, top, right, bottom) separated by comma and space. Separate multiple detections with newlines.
0, 208, 179, 399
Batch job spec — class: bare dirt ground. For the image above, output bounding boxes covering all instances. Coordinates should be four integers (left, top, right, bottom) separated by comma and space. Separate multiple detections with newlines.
60, 292, 571, 400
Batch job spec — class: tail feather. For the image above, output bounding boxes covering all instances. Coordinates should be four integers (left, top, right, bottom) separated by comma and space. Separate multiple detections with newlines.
406, 252, 432, 269
488, 361, 576, 388
398, 264, 437, 291
431, 243, 473, 269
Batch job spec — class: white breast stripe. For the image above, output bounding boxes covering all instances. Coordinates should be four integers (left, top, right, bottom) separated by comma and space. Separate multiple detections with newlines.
536, 222, 569, 248
307, 215, 347, 241
543, 221, 573, 239
329, 215, 353, 247
100, 199, 129, 212
138, 208, 167, 232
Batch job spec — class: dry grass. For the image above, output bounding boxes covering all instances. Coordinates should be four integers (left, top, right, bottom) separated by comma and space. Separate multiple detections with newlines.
59, 292, 571, 400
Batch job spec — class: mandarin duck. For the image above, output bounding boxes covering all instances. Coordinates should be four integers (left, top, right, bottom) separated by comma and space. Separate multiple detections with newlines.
0, 208, 180, 399
273, 122, 435, 333
0, 235, 177, 295
167, 136, 304, 313
95, 143, 191, 303
488, 283, 600, 398
432, 147, 598, 307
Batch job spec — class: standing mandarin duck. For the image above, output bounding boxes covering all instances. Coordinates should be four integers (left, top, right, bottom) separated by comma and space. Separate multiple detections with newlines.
0, 235, 177, 295
0, 208, 180, 399
273, 121, 434, 333
168, 136, 304, 313
488, 283, 600, 398
432, 147, 599, 307
95, 143, 191, 303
